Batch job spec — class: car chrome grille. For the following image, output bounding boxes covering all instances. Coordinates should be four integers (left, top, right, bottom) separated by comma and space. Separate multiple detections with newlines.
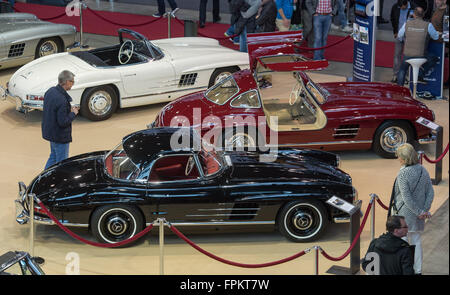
178, 73, 198, 87
8, 43, 25, 58
333, 124, 359, 139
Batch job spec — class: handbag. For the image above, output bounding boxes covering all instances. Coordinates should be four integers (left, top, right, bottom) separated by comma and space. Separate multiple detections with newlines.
388, 166, 424, 217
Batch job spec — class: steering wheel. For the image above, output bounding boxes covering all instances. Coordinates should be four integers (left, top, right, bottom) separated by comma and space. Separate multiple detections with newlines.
185, 156, 195, 176
289, 83, 301, 106
118, 40, 134, 65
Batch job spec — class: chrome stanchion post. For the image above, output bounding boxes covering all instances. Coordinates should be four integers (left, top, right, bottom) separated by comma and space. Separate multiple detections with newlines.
159, 218, 165, 275
313, 246, 320, 275
418, 150, 424, 164
79, 0, 89, 48
29, 193, 36, 257
167, 12, 172, 39
369, 193, 377, 241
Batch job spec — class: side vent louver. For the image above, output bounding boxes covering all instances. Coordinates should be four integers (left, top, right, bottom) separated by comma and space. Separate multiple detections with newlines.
333, 124, 360, 138
178, 73, 198, 87
8, 43, 26, 58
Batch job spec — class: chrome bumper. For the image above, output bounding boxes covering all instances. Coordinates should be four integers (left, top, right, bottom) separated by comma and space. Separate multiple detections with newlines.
15, 182, 87, 227
418, 134, 437, 145
0, 86, 42, 113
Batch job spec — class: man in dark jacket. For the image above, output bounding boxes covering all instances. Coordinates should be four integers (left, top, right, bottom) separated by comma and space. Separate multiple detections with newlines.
390, 0, 414, 82
256, 0, 278, 32
42, 70, 79, 169
362, 215, 415, 275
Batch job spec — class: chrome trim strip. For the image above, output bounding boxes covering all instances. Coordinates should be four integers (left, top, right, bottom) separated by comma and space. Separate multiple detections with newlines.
332, 133, 359, 137
148, 221, 276, 226
418, 135, 436, 144
186, 213, 258, 217
333, 217, 350, 223
197, 208, 261, 211
267, 140, 372, 147
121, 86, 207, 100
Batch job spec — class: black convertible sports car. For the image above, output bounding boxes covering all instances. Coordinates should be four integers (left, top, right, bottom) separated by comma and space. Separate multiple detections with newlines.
15, 127, 357, 244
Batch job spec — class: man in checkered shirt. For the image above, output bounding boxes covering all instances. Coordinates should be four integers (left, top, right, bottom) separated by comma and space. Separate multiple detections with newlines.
306, 0, 339, 60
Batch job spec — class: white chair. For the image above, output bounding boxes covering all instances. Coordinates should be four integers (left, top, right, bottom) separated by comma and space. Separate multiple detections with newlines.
406, 58, 427, 99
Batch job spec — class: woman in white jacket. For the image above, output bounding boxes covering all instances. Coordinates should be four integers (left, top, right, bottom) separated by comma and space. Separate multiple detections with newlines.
391, 143, 434, 274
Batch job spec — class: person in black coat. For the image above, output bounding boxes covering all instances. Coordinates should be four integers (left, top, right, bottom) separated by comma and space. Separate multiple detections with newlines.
256, 0, 278, 32
362, 216, 415, 275
199, 0, 221, 28
42, 70, 79, 169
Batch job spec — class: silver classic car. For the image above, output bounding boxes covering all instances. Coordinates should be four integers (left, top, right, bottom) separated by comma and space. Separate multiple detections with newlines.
0, 12, 77, 70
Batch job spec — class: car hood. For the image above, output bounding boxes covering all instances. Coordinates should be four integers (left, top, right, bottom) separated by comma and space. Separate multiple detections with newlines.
7, 53, 87, 98
321, 82, 424, 107
226, 150, 351, 185
28, 151, 107, 201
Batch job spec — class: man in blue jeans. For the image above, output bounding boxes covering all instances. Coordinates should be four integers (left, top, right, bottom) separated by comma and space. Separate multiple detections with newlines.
42, 70, 79, 169
306, 0, 338, 60
153, 0, 179, 18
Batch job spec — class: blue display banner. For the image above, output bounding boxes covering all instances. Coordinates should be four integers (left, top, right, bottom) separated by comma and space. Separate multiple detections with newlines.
409, 41, 445, 99
352, 0, 376, 82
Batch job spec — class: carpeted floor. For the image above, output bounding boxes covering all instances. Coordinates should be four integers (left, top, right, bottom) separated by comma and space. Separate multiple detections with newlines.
14, 2, 394, 67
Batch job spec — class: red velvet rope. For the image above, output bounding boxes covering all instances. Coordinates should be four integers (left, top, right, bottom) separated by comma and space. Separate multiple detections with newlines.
36, 198, 154, 248
320, 201, 372, 261
169, 224, 308, 268
4, 1, 66, 20
423, 143, 449, 164
375, 197, 389, 210
294, 34, 352, 51
40, 12, 67, 21
86, 7, 163, 27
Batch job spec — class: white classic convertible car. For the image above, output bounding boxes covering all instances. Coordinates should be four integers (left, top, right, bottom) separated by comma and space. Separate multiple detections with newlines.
1, 29, 249, 121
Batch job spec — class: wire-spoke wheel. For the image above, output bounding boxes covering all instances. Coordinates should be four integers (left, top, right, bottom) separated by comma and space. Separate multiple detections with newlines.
373, 121, 413, 158
208, 66, 240, 88
35, 37, 62, 58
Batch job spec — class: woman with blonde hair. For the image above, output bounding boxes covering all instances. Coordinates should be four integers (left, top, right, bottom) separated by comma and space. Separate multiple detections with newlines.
388, 143, 434, 274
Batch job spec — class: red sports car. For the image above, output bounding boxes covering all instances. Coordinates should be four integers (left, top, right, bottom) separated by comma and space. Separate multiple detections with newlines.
150, 54, 436, 158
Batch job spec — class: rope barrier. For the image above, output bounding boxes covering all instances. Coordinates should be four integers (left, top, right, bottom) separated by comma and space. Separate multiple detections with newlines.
320, 201, 372, 261
293, 34, 352, 51
35, 198, 154, 248
172, 18, 238, 40
375, 197, 389, 210
2, 1, 67, 20
39, 12, 67, 21
422, 143, 449, 164
169, 224, 309, 268
85, 7, 163, 27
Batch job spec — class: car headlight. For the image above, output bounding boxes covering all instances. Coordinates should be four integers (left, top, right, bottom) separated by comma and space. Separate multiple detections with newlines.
26, 94, 44, 101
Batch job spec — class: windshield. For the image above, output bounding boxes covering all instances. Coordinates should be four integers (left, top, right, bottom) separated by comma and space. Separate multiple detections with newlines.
198, 141, 223, 176
205, 76, 239, 105
104, 143, 140, 181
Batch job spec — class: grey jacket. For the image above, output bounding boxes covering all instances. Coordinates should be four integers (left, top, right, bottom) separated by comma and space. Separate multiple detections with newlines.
305, 0, 338, 16
393, 164, 434, 232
